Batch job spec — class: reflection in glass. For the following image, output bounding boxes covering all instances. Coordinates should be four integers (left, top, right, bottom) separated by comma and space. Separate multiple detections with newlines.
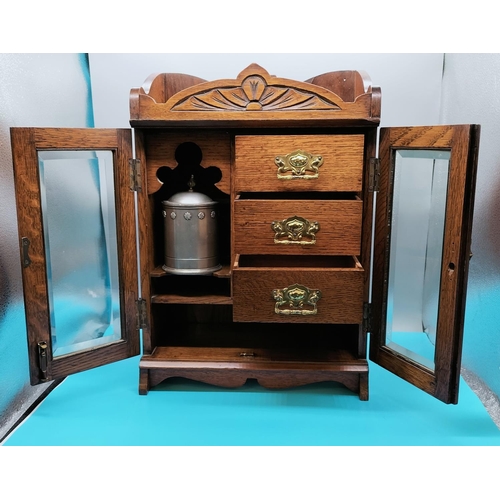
385, 150, 450, 370
38, 151, 121, 357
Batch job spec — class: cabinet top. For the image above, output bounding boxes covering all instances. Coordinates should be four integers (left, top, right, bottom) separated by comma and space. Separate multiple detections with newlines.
129, 63, 381, 128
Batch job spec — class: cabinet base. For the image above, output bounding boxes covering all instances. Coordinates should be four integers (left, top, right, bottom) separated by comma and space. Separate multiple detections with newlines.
139, 347, 369, 400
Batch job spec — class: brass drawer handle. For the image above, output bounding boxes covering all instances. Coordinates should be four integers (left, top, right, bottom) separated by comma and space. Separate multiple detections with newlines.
271, 216, 319, 245
272, 283, 322, 315
275, 149, 323, 179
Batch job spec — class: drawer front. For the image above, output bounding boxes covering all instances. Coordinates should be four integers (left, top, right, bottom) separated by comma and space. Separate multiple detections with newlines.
233, 198, 362, 255
233, 264, 364, 324
234, 135, 364, 192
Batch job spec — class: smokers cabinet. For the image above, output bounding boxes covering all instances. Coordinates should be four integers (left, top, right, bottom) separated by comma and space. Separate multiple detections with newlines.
11, 64, 480, 404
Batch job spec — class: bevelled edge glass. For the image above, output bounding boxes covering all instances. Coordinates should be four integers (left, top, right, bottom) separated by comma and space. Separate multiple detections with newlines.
384, 149, 451, 371
38, 150, 121, 358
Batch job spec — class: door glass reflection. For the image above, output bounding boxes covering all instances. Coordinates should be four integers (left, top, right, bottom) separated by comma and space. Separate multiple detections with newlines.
38, 150, 121, 357
385, 150, 450, 370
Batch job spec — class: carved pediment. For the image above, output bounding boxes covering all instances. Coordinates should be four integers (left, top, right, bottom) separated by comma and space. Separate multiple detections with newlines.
130, 63, 380, 125
172, 73, 340, 112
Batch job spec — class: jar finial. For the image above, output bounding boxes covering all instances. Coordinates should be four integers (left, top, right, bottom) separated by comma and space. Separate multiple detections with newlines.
188, 175, 196, 192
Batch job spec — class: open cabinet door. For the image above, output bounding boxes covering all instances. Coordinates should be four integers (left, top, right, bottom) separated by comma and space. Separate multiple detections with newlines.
11, 128, 140, 385
370, 125, 480, 404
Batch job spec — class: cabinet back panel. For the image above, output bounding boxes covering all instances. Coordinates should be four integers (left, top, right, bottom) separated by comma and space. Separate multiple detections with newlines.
143, 130, 231, 195
151, 307, 359, 351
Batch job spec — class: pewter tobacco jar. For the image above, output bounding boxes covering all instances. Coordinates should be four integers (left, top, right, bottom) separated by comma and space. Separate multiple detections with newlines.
161, 177, 221, 275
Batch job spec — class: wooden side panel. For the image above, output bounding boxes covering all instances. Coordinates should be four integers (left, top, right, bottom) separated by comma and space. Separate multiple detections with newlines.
305, 70, 372, 102
233, 198, 362, 255
359, 128, 377, 358
234, 135, 364, 192
130, 72, 207, 120
135, 129, 154, 354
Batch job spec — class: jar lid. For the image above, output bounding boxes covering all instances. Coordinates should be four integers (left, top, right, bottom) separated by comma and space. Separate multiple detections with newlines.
162, 175, 217, 207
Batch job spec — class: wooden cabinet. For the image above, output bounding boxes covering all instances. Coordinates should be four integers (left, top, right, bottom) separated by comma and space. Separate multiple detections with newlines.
10, 64, 480, 404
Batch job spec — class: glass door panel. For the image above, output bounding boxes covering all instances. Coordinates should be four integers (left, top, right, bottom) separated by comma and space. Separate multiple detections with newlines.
38, 150, 121, 357
11, 128, 139, 384
385, 150, 450, 370
370, 125, 480, 404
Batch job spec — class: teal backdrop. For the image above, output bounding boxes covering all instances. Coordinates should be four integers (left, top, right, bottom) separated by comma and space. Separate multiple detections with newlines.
0, 54, 94, 438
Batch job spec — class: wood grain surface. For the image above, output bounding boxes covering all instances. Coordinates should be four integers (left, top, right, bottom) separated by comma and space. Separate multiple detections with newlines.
233, 260, 364, 324
234, 134, 364, 192
233, 197, 362, 255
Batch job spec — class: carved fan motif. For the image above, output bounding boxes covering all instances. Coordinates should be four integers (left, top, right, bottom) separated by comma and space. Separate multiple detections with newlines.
172, 75, 341, 112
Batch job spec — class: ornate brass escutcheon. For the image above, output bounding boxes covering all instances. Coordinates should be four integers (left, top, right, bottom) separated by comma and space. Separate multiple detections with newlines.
274, 149, 324, 179
272, 283, 322, 315
271, 216, 319, 245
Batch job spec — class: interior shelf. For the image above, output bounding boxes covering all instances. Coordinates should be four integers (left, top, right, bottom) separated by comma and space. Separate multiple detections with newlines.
151, 264, 231, 278
149, 273, 231, 302
141, 345, 367, 370
151, 294, 232, 305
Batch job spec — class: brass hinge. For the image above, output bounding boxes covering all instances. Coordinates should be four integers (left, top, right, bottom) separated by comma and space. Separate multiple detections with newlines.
37, 341, 48, 381
129, 158, 142, 192
136, 299, 147, 330
368, 158, 380, 192
363, 302, 372, 333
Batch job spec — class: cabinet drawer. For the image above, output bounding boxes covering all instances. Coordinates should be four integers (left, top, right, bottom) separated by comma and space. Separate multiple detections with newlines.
233, 196, 362, 255
232, 255, 364, 324
234, 135, 364, 192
